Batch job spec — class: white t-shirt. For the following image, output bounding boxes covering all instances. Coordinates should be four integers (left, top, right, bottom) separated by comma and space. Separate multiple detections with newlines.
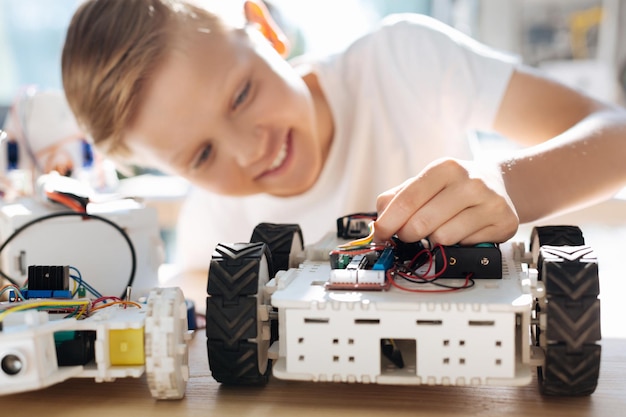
175, 14, 518, 270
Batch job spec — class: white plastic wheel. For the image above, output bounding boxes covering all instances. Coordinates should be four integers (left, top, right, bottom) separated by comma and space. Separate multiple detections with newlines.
144, 287, 190, 399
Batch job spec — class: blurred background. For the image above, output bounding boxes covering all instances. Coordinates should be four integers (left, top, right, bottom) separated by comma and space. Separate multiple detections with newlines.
1, 0, 625, 119
1, 0, 625, 263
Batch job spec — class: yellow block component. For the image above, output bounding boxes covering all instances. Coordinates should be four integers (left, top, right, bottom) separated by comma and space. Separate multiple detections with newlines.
109, 328, 145, 366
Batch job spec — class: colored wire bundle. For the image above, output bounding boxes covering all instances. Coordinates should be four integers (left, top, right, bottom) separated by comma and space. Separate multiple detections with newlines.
0, 263, 143, 331
388, 244, 475, 293
0, 292, 142, 329
0, 299, 91, 324
332, 216, 474, 292
90, 299, 142, 312
0, 284, 25, 301
69, 265, 102, 298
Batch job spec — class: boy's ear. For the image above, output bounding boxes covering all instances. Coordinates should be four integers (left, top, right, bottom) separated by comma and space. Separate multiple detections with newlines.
243, 0, 290, 57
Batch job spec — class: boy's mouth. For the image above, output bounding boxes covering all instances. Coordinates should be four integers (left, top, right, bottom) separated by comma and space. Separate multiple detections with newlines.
259, 130, 292, 178
268, 140, 288, 171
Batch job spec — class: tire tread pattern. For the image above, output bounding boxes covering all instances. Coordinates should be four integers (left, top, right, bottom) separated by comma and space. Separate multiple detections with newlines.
534, 228, 601, 397
206, 242, 271, 385
531, 225, 585, 250
207, 340, 269, 385
250, 223, 303, 273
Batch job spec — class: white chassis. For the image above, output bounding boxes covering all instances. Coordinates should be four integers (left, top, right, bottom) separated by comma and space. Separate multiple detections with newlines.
269, 236, 536, 386
207, 224, 601, 396
0, 287, 189, 399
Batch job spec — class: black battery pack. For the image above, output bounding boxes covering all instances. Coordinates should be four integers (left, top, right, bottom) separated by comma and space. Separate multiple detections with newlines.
433, 244, 502, 279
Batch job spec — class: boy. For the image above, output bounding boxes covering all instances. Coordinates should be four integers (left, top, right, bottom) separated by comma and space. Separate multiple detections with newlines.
62, 0, 626, 270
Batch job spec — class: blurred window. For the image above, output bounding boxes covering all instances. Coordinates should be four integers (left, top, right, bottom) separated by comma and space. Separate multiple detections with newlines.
0, 0, 80, 106
0, 0, 476, 108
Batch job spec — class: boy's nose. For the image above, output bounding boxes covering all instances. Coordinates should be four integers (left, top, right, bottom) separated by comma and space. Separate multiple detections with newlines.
233, 126, 269, 167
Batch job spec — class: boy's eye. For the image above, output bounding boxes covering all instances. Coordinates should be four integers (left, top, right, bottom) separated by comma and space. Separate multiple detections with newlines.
232, 81, 251, 110
193, 144, 213, 169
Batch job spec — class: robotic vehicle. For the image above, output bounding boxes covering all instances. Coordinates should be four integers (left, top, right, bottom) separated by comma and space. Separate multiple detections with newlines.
0, 274, 189, 400
206, 215, 601, 396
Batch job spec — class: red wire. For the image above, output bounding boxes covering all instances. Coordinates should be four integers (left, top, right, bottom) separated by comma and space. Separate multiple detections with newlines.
92, 296, 122, 306
403, 244, 447, 279
388, 268, 473, 293
46, 191, 86, 213
388, 245, 473, 293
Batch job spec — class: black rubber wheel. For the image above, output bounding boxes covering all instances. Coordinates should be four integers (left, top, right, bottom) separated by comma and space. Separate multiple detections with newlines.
250, 223, 304, 348
530, 225, 585, 261
250, 223, 304, 272
206, 242, 273, 385
531, 226, 601, 396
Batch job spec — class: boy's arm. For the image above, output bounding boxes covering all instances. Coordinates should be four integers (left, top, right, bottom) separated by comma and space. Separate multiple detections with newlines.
373, 66, 626, 244
494, 65, 626, 223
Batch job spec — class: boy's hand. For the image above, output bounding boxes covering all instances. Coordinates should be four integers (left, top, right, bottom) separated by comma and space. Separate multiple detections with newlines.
373, 158, 519, 245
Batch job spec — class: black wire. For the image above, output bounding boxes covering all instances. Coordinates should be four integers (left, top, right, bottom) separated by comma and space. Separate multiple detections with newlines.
399, 273, 476, 290
397, 249, 477, 290
403, 277, 476, 290
0, 211, 136, 299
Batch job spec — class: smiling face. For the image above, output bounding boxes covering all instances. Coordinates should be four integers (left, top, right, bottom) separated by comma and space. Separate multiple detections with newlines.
125, 26, 333, 197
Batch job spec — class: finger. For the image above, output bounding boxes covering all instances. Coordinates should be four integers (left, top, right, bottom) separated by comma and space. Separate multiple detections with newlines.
375, 187, 398, 215
374, 173, 448, 242
391, 180, 482, 243
457, 224, 517, 245
427, 204, 518, 245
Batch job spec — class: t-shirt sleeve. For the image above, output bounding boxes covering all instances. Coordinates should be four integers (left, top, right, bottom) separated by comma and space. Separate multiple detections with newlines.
370, 13, 519, 131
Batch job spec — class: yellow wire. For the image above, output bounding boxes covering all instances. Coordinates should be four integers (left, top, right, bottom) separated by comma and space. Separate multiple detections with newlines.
0, 299, 91, 322
74, 303, 89, 319
337, 221, 376, 248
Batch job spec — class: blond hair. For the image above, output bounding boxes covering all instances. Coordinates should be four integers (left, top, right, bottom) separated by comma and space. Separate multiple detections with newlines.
62, 0, 243, 160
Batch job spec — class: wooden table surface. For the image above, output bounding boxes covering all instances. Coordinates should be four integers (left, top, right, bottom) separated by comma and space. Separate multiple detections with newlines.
3, 200, 626, 416
2, 332, 625, 417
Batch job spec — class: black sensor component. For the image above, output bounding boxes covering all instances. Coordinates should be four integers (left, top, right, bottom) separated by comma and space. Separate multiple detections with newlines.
27, 265, 70, 291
